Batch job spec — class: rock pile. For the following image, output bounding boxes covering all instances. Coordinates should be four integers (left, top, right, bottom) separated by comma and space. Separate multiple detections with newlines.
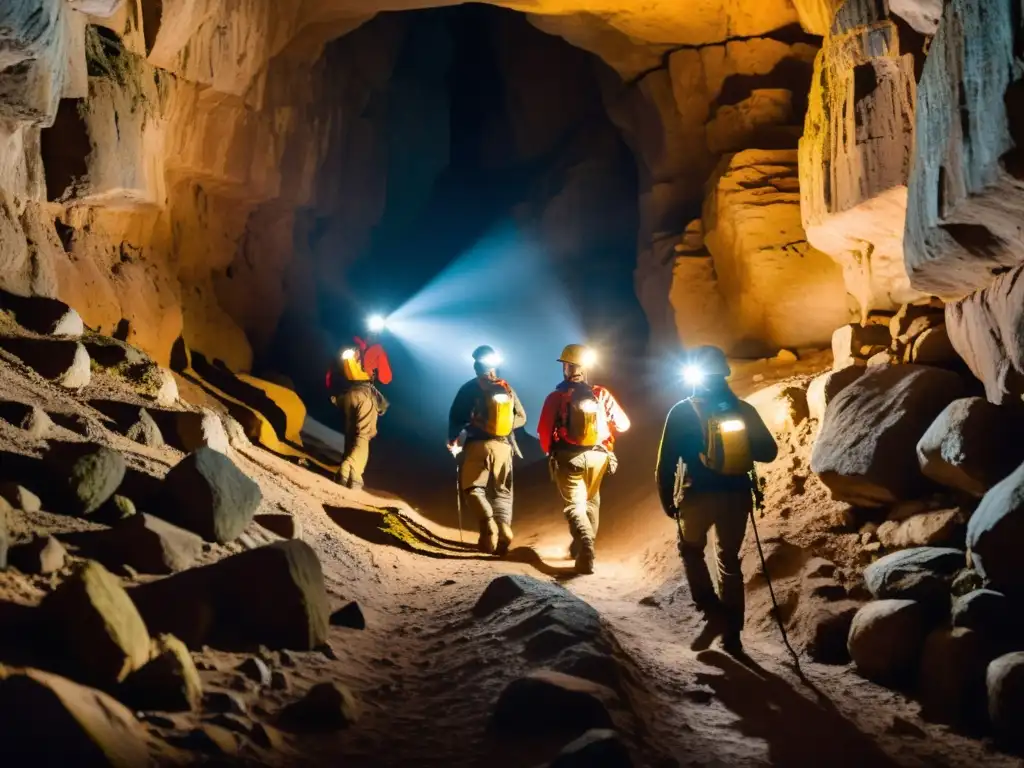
0, 294, 348, 763
830, 303, 956, 371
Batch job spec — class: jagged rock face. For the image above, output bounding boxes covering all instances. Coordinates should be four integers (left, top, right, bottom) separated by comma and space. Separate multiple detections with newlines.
701, 149, 850, 353
904, 0, 1024, 296
799, 2, 925, 317
0, 0, 830, 376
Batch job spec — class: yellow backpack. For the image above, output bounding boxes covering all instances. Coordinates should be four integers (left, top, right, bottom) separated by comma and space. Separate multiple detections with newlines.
339, 348, 370, 382
563, 384, 602, 447
691, 397, 753, 476
472, 378, 515, 438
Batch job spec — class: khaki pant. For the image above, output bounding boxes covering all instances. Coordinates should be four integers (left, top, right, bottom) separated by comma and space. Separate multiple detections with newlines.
459, 439, 513, 525
553, 449, 608, 546
676, 490, 751, 631
337, 385, 379, 489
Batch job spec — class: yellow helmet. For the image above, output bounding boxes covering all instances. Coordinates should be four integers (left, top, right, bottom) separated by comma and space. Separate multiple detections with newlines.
558, 344, 597, 368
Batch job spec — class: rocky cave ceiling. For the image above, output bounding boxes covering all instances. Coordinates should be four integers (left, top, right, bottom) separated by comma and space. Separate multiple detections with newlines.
1, 0, 1022, 405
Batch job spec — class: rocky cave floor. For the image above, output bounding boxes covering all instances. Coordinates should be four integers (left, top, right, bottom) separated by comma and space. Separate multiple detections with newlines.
0, 314, 1019, 767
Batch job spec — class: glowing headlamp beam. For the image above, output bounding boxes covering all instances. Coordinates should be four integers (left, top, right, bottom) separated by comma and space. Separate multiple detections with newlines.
367, 314, 387, 333
682, 365, 705, 386
478, 354, 503, 368
580, 350, 598, 368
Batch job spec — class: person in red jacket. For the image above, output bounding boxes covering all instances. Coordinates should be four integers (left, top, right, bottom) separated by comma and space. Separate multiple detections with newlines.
326, 331, 392, 490
538, 344, 630, 573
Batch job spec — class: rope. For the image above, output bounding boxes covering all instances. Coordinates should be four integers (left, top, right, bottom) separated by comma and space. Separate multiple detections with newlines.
750, 469, 803, 675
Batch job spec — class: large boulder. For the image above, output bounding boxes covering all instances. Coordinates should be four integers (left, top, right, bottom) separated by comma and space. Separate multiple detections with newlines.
917, 398, 1024, 497
160, 448, 261, 543
129, 540, 329, 651
39, 561, 151, 688
988, 652, 1024, 747
811, 365, 965, 505
847, 599, 928, 683
0, 667, 151, 767
966, 461, 1024, 592
863, 547, 963, 607
702, 150, 851, 352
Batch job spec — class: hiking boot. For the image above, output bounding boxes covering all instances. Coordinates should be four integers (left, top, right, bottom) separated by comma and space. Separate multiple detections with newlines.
717, 631, 745, 658
478, 519, 498, 555
690, 609, 729, 652
495, 522, 514, 557
575, 540, 596, 574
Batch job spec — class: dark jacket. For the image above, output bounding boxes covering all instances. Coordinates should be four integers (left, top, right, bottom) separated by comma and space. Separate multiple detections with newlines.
448, 376, 527, 443
655, 389, 778, 514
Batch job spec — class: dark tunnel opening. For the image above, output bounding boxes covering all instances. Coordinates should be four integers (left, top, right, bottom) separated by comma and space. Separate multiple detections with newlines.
267, 4, 647, 471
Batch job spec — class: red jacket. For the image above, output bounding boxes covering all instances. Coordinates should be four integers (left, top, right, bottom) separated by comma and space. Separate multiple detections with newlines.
537, 381, 630, 454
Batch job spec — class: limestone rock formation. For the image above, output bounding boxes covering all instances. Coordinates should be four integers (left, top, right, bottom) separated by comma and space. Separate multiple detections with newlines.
875, 509, 964, 551
46, 442, 126, 516
8, 535, 67, 575
904, 0, 1024, 296
811, 365, 965, 506
799, 1, 926, 317
917, 398, 1024, 497
82, 513, 203, 575
702, 150, 850, 353
0, 337, 91, 389
946, 264, 1024, 405
966, 462, 1024, 593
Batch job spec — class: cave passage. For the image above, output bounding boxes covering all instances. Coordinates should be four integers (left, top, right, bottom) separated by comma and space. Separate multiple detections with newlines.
275, 5, 647, 450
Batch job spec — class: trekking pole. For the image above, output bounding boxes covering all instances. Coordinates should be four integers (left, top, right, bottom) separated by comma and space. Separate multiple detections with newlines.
749, 468, 803, 675
455, 460, 463, 544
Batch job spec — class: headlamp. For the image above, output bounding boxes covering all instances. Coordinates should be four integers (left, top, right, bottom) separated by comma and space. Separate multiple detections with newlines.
341, 348, 357, 361
367, 314, 387, 333
682, 365, 705, 386
580, 349, 598, 368
479, 353, 502, 368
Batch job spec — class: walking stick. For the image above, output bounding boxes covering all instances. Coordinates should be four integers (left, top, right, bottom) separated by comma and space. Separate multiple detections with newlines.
749, 468, 802, 674
455, 461, 463, 544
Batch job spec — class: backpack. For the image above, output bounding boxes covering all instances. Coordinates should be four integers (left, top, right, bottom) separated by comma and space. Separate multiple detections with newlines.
471, 378, 515, 438
690, 397, 753, 476
561, 383, 603, 447
339, 347, 371, 382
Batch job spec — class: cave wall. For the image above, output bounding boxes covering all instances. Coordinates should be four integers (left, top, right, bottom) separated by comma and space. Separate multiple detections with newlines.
6, 0, 1020, 381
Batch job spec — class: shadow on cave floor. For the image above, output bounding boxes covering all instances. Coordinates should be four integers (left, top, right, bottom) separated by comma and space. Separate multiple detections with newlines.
323, 502, 581, 579
693, 650, 899, 768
